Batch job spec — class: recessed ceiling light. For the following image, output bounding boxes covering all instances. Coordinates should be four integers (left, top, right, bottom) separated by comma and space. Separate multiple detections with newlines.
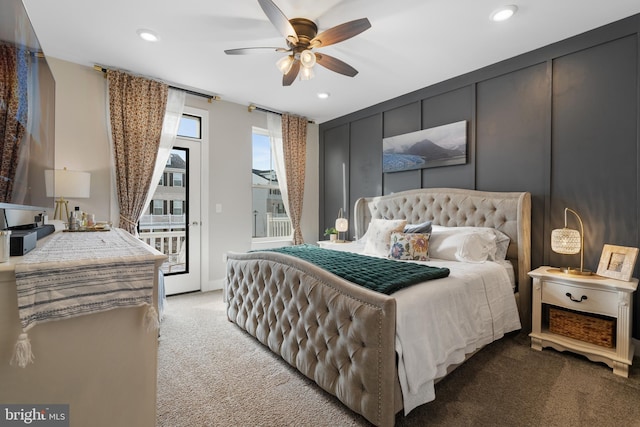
317, 92, 330, 99
490, 5, 518, 22
137, 29, 159, 42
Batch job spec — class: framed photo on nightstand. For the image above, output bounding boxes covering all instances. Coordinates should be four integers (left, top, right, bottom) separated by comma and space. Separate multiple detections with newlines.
596, 244, 639, 281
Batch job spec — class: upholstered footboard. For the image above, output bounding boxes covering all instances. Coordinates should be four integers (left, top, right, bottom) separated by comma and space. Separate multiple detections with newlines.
225, 251, 397, 427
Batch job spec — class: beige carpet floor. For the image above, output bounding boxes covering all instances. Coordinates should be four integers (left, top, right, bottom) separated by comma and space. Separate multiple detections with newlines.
157, 290, 640, 426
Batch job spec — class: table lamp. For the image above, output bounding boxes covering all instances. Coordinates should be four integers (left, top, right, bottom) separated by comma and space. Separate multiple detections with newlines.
551, 207, 591, 275
45, 168, 91, 220
335, 208, 348, 243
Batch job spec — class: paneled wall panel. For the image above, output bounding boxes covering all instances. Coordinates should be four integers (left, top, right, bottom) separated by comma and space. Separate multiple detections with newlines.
476, 63, 550, 268
382, 102, 421, 138
322, 124, 349, 235
551, 35, 638, 271
349, 114, 383, 238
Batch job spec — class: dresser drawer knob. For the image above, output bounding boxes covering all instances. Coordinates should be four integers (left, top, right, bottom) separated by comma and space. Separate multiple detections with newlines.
566, 292, 587, 303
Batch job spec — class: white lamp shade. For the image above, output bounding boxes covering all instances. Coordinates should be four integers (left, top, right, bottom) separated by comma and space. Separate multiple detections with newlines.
551, 228, 581, 255
45, 169, 91, 198
276, 55, 294, 74
300, 66, 314, 80
335, 217, 348, 233
299, 50, 316, 68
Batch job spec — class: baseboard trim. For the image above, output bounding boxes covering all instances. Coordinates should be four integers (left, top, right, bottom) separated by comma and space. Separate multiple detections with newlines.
202, 278, 224, 292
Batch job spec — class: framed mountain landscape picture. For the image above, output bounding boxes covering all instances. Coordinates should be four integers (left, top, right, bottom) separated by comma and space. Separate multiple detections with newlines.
383, 120, 467, 173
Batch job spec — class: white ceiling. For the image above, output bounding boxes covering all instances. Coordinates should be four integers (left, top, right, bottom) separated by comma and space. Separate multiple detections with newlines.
21, 0, 640, 124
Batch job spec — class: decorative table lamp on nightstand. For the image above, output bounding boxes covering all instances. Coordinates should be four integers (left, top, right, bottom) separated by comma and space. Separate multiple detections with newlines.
335, 208, 348, 243
551, 207, 591, 275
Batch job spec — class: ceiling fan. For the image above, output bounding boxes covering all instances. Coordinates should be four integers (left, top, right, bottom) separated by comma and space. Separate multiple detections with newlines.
224, 0, 371, 86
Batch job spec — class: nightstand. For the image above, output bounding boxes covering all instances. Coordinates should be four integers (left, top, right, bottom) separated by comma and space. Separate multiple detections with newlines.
529, 266, 638, 377
317, 240, 348, 249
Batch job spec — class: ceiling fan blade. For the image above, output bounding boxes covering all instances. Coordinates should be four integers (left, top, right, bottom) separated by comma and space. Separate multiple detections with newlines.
283, 61, 300, 86
310, 18, 371, 48
315, 53, 358, 77
224, 47, 289, 55
258, 0, 299, 44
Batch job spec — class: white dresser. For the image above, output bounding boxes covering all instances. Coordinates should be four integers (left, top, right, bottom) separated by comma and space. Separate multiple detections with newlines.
0, 230, 165, 426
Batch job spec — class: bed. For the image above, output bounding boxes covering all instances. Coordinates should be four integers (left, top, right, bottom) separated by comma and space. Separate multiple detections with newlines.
225, 188, 531, 426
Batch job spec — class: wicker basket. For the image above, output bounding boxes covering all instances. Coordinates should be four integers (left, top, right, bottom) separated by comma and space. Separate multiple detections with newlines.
548, 307, 615, 348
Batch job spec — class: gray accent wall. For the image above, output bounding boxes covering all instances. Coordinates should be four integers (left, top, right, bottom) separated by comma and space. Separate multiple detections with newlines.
319, 14, 640, 336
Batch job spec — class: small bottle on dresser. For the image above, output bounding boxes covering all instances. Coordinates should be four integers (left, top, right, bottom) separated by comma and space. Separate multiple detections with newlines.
69, 206, 81, 231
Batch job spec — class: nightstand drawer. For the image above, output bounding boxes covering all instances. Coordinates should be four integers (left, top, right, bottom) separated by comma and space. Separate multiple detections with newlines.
541, 281, 618, 317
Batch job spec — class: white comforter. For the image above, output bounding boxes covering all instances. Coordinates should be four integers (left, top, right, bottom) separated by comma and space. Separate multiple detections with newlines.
322, 241, 521, 414
393, 259, 521, 413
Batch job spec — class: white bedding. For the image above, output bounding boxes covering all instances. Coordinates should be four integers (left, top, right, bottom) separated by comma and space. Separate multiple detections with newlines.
319, 240, 521, 413
394, 259, 521, 413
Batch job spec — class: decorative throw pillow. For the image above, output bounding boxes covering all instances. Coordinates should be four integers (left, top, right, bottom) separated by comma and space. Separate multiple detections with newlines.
404, 220, 432, 234
363, 219, 407, 257
389, 232, 430, 261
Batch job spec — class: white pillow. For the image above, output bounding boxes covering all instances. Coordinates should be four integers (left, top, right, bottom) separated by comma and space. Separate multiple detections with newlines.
363, 219, 407, 257
454, 232, 497, 263
429, 225, 509, 262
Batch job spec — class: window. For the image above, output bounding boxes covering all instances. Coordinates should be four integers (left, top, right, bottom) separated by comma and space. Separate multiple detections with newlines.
252, 127, 291, 239
172, 173, 183, 187
172, 200, 183, 215
152, 200, 163, 215
177, 114, 201, 139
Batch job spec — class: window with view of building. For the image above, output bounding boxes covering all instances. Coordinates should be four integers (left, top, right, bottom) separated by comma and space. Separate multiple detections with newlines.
252, 127, 291, 239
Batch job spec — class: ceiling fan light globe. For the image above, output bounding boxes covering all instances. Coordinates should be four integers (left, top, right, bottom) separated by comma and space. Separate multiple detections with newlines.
300, 50, 316, 68
276, 55, 294, 74
300, 66, 315, 80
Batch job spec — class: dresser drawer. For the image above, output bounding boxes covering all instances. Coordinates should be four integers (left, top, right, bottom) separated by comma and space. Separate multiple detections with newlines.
541, 280, 618, 317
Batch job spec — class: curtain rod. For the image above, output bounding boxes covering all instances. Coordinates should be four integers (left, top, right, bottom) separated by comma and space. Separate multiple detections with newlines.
93, 65, 220, 103
248, 104, 314, 124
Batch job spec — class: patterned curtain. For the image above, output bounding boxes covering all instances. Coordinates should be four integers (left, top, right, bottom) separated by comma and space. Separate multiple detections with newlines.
281, 114, 307, 244
107, 70, 168, 234
0, 43, 28, 202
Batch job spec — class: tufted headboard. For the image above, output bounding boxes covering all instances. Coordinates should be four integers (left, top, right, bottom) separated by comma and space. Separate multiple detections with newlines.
354, 188, 532, 329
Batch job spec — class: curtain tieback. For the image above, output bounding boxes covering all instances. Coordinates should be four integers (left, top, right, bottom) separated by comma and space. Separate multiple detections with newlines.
120, 215, 137, 228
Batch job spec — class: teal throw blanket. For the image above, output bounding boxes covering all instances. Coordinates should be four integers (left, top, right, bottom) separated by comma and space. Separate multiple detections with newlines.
262, 244, 449, 295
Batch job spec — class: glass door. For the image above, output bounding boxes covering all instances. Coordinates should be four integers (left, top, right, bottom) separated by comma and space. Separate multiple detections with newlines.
139, 138, 201, 295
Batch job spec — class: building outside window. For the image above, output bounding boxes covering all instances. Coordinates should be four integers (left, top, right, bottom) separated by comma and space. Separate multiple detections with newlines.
172, 200, 183, 215
152, 200, 163, 215
172, 172, 183, 187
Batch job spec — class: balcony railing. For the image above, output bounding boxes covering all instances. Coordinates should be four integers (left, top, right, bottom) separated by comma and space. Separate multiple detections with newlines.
138, 228, 186, 274
139, 214, 186, 230
139, 212, 290, 273
266, 213, 292, 238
